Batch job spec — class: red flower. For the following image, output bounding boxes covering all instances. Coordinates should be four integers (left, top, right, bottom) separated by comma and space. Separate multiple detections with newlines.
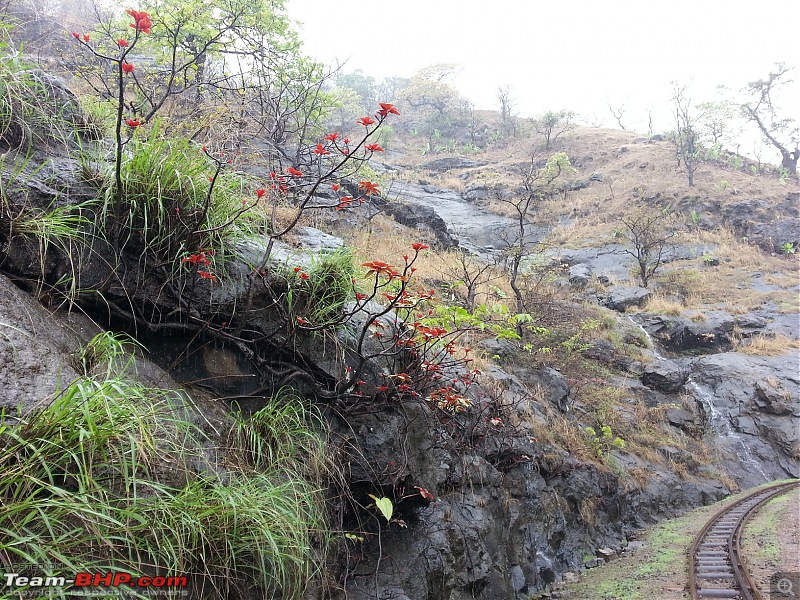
127, 9, 152, 33
82, 34, 90, 42
117, 39, 128, 47
299, 272, 310, 280
197, 271, 217, 282
365, 143, 384, 152
358, 181, 381, 196
324, 132, 339, 141
121, 62, 135, 73
343, 138, 350, 145
411, 243, 429, 251
182, 252, 210, 265
331, 183, 340, 191
377, 102, 400, 116
376, 385, 390, 392
125, 119, 142, 127
71, 32, 80, 39
293, 266, 302, 273
414, 486, 434, 501
286, 167, 303, 177
313, 143, 331, 155
255, 189, 266, 198
357, 116, 376, 126
296, 316, 310, 326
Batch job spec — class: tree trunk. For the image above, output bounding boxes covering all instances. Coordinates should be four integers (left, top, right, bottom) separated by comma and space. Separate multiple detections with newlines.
781, 148, 799, 177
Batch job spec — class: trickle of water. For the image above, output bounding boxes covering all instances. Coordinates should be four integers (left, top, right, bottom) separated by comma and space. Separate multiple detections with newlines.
687, 378, 769, 482
626, 316, 666, 360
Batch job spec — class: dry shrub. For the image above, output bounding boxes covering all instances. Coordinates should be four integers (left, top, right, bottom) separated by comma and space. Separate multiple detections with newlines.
733, 334, 800, 356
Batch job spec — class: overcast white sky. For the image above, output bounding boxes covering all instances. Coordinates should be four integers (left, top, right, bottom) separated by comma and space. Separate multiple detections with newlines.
287, 0, 797, 144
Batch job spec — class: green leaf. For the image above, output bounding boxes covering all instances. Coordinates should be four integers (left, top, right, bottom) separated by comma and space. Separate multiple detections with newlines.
368, 494, 393, 523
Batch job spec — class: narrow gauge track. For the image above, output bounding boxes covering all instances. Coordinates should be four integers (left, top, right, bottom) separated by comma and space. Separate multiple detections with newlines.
688, 479, 799, 599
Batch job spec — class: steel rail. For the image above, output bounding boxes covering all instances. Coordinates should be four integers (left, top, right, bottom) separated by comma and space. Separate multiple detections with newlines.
688, 479, 799, 600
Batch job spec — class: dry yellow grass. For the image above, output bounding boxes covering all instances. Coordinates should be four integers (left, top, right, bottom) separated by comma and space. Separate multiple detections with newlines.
634, 293, 684, 316
733, 334, 800, 356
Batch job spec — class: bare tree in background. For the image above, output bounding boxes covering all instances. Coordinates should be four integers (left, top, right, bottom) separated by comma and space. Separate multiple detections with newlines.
497, 152, 571, 324
620, 207, 677, 287
497, 85, 517, 138
740, 63, 799, 177
607, 103, 626, 130
440, 248, 501, 312
671, 84, 701, 186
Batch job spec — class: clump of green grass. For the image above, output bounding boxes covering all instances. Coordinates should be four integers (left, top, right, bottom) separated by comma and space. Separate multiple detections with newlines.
0, 334, 328, 599
287, 247, 357, 327
104, 129, 266, 272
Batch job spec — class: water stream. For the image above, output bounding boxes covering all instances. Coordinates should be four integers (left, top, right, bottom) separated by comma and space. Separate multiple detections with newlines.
626, 315, 666, 360
392, 181, 548, 258
686, 378, 769, 482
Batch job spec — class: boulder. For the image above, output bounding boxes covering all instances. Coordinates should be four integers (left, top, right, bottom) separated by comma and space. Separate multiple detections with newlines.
0, 273, 83, 413
568, 263, 592, 287
602, 286, 651, 312
641, 359, 688, 393
513, 366, 572, 412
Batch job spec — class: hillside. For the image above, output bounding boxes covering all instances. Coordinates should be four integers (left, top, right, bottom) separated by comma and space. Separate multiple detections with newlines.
0, 10, 798, 599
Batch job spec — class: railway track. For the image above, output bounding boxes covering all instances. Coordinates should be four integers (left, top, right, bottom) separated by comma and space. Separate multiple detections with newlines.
688, 479, 799, 599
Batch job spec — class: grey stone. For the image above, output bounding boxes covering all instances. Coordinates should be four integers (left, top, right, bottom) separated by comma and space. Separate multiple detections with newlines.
642, 359, 688, 393
568, 263, 592, 287
603, 286, 652, 312
510, 565, 526, 592
596, 547, 616, 560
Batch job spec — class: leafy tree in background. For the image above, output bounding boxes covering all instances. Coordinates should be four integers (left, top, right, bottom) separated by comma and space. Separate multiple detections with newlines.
740, 63, 799, 177
399, 63, 467, 151
531, 109, 574, 150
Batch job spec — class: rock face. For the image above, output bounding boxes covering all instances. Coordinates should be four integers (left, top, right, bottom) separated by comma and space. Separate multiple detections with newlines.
0, 273, 84, 412
677, 194, 800, 252
688, 351, 800, 485
335, 392, 728, 600
632, 311, 735, 351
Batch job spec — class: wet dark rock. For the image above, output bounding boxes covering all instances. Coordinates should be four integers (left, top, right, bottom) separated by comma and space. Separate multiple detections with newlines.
641, 359, 689, 393
602, 286, 651, 312
666, 407, 698, 432
463, 184, 491, 202
689, 352, 800, 484
422, 157, 486, 171
632, 311, 735, 351
375, 198, 459, 248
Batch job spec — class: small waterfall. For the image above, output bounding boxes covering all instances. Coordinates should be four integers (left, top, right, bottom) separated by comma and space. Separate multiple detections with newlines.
626, 316, 666, 360
686, 378, 769, 481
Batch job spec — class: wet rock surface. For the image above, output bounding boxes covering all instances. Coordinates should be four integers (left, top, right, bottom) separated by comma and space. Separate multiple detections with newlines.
687, 351, 800, 485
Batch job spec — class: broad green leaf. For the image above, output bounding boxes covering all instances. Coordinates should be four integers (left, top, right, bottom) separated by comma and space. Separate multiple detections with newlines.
368, 494, 393, 523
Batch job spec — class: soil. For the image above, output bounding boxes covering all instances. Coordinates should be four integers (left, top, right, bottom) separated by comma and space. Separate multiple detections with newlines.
740, 488, 800, 593
537, 481, 800, 600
